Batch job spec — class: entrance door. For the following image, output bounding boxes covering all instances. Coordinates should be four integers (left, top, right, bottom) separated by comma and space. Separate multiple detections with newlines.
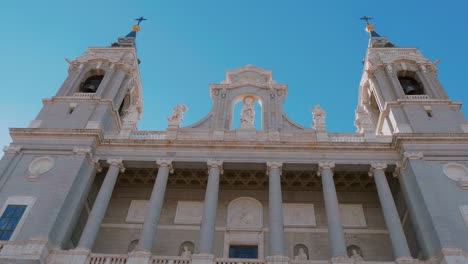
229, 245, 258, 259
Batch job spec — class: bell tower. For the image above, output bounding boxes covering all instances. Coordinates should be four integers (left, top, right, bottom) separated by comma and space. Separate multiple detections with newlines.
356, 20, 468, 135
30, 23, 144, 135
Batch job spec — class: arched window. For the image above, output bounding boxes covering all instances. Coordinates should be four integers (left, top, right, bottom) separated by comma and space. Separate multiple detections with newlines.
398, 72, 424, 95
79, 70, 105, 93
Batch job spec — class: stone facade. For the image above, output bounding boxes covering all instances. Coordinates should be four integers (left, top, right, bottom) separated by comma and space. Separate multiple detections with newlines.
0, 27, 467, 264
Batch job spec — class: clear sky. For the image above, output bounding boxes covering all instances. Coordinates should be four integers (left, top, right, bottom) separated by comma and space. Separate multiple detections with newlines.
1, 1, 467, 150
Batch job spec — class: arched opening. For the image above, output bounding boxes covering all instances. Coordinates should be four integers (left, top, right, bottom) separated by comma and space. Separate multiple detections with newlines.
398, 71, 424, 95
79, 70, 105, 93
231, 95, 263, 130
118, 91, 131, 118
179, 241, 194, 257
293, 244, 309, 260
127, 239, 139, 252
347, 245, 364, 260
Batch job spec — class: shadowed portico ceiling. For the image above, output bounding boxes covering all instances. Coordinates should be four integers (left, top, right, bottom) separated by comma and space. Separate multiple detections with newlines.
113, 168, 382, 192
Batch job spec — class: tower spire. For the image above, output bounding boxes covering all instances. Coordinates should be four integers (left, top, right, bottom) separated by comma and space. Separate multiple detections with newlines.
360, 17, 394, 48
113, 16, 147, 48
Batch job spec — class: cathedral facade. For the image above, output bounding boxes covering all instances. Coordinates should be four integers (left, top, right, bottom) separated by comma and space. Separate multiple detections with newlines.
0, 23, 467, 264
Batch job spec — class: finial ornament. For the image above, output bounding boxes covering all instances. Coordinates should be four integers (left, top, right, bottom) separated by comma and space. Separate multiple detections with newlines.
128, 16, 147, 35
360, 16, 375, 33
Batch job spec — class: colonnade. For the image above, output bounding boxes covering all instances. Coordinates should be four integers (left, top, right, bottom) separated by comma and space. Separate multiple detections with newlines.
75, 159, 411, 260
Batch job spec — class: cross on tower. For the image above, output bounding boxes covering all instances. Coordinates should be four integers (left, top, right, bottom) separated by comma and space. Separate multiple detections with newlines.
134, 16, 148, 26
360, 16, 373, 25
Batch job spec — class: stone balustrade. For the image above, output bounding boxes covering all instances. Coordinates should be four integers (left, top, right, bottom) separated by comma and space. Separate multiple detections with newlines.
329, 134, 365, 143
131, 131, 167, 140
404, 95, 430, 101
73, 93, 96, 99
151, 256, 191, 264
88, 253, 128, 264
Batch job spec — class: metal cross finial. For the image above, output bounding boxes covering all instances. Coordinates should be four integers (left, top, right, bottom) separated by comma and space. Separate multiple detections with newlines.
134, 16, 148, 26
360, 16, 373, 25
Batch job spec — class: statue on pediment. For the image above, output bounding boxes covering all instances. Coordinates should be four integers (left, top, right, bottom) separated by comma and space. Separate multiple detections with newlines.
167, 104, 188, 127
311, 104, 326, 131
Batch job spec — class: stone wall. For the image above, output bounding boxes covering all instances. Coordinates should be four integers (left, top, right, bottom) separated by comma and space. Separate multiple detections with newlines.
86, 186, 397, 261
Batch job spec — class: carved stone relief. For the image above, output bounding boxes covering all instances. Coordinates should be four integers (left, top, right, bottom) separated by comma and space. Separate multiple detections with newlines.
339, 204, 367, 228
443, 163, 468, 189
28, 157, 55, 181
126, 200, 149, 223
282, 203, 316, 227
227, 197, 263, 230
174, 201, 204, 225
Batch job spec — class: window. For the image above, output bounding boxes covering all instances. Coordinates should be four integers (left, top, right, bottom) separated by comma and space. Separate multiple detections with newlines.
0, 205, 26, 240
229, 245, 258, 259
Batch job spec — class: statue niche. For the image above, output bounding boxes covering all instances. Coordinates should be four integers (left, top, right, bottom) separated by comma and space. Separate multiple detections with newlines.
240, 96, 256, 129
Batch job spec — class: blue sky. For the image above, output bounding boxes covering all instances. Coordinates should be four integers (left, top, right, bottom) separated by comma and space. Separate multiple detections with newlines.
1, 1, 467, 150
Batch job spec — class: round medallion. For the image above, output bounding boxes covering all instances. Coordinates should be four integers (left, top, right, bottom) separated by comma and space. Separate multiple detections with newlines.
28, 157, 55, 176
443, 163, 468, 182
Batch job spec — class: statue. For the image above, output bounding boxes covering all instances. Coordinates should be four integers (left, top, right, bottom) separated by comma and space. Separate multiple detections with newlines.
167, 104, 188, 127
354, 105, 374, 133
240, 96, 256, 129
311, 104, 326, 131
294, 247, 308, 261
180, 246, 192, 258
350, 249, 363, 261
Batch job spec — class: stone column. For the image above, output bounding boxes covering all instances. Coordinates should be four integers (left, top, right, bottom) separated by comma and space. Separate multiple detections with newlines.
370, 163, 412, 260
136, 160, 173, 253
198, 160, 223, 254
318, 162, 348, 259
267, 161, 285, 256
77, 159, 124, 250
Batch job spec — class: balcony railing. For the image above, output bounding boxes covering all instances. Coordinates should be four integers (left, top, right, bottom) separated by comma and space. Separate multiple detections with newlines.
404, 95, 430, 101
329, 134, 365, 143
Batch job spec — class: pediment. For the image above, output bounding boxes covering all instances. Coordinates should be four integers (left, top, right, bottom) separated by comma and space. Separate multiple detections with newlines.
223, 65, 275, 85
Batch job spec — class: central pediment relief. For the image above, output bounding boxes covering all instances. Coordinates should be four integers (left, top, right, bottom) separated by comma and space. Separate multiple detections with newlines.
222, 65, 275, 85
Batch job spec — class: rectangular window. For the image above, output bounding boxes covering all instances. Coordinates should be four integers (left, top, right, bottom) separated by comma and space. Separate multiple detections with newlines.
0, 205, 27, 240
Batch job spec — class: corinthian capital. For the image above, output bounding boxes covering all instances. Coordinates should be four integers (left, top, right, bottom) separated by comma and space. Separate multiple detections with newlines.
157, 159, 174, 174
3, 145, 21, 154
266, 161, 283, 176
207, 160, 223, 174
403, 152, 423, 160
369, 163, 387, 177
317, 161, 335, 176
107, 158, 125, 172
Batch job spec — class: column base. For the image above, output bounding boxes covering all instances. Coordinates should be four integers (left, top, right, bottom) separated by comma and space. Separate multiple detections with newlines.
49, 248, 90, 264
395, 257, 416, 264
438, 248, 468, 264
0, 238, 51, 264
266, 255, 289, 264
127, 251, 151, 264
191, 253, 215, 264
330, 256, 353, 264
